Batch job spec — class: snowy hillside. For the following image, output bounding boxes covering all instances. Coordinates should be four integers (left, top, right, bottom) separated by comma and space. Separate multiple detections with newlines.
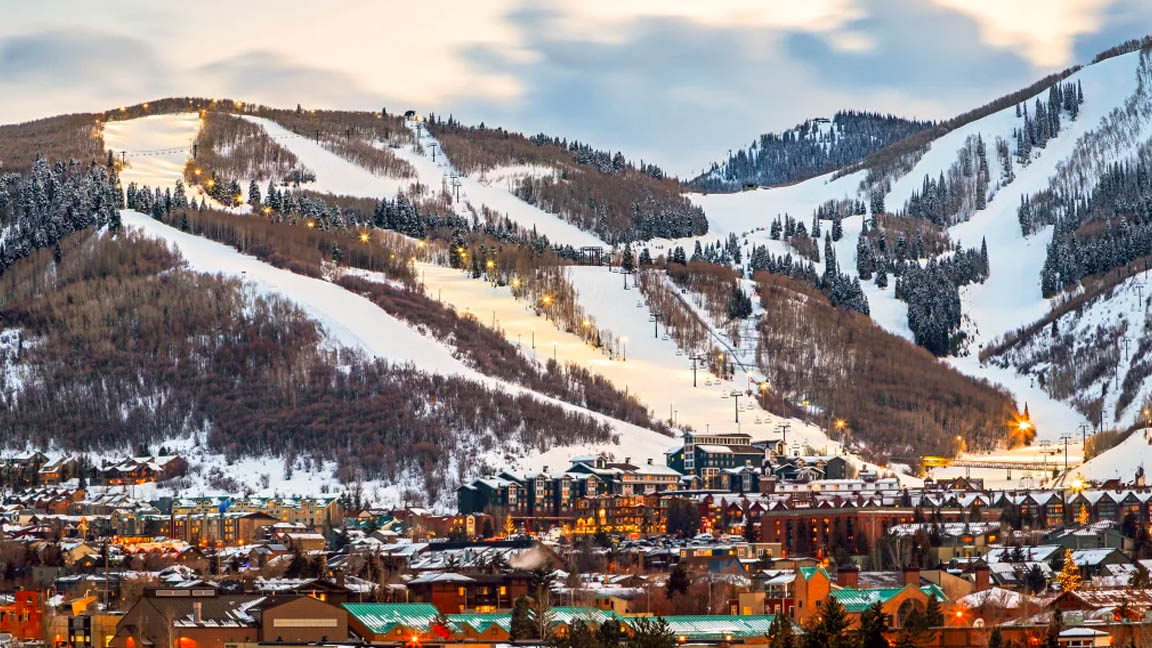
1070, 428, 1152, 484
677, 50, 1152, 454
117, 209, 675, 505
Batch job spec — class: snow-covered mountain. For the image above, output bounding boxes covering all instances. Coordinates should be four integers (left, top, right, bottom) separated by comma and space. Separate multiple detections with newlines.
7, 40, 1152, 503
676, 46, 1152, 485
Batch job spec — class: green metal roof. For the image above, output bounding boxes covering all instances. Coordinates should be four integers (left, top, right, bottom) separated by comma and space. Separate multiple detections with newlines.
798, 566, 831, 581
548, 607, 625, 626
662, 615, 779, 639
447, 613, 512, 634
830, 585, 948, 613
342, 602, 439, 635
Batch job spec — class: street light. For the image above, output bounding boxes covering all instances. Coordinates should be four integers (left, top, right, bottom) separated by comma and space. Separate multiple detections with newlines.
541, 294, 552, 306
359, 232, 370, 243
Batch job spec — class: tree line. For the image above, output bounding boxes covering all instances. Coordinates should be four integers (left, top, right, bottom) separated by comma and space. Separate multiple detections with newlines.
692, 111, 934, 191
427, 116, 707, 243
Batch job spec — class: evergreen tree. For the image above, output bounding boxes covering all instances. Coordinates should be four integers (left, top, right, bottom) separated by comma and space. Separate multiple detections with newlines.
622, 244, 635, 273
667, 562, 691, 596
767, 614, 795, 648
248, 180, 261, 208
629, 617, 677, 648
856, 602, 889, 648
1055, 548, 1081, 592
831, 215, 843, 241
511, 596, 536, 640
728, 283, 753, 320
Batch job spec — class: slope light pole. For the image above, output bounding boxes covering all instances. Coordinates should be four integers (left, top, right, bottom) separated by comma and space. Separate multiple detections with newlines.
649, 313, 664, 338
729, 391, 742, 423
690, 353, 706, 387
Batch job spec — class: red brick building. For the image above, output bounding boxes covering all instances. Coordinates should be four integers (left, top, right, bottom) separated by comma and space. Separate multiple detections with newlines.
0, 591, 43, 640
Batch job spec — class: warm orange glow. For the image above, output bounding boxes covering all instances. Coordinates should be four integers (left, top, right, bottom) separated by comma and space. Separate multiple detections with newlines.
307, 220, 315, 228
262, 206, 271, 215
582, 320, 590, 328
511, 278, 520, 288
142, 103, 149, 110
1018, 419, 1032, 431
359, 232, 370, 243
486, 260, 494, 269
206, 179, 215, 188
193, 168, 202, 176
542, 295, 552, 305
835, 418, 846, 430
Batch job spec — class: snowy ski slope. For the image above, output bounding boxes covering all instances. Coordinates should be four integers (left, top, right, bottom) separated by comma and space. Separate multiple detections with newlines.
119, 210, 676, 497
104, 113, 199, 190
681, 51, 1152, 451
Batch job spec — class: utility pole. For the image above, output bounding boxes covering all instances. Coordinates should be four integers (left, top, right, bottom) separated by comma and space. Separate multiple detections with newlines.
690, 353, 705, 387
1122, 337, 1132, 360
649, 313, 664, 338
1078, 423, 1090, 449
1059, 434, 1073, 474
430, 143, 438, 162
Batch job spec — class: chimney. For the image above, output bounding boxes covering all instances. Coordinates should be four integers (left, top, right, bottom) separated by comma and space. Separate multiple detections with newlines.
542, 465, 548, 474
625, 457, 631, 466
902, 566, 920, 588
973, 563, 990, 592
193, 601, 203, 624
334, 567, 346, 588
836, 564, 859, 589
648, 458, 654, 466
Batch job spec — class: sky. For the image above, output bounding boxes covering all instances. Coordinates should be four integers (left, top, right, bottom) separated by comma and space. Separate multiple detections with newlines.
1, 1, 1150, 176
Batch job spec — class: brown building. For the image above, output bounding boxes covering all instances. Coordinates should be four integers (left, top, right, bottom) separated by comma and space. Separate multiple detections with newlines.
254, 596, 348, 643
760, 506, 988, 557
109, 588, 350, 648
407, 572, 533, 614
108, 588, 261, 648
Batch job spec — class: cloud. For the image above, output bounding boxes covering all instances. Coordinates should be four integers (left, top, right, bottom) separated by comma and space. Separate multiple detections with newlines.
0, 30, 173, 122
0, 31, 164, 87
191, 50, 392, 111
444, 0, 1043, 175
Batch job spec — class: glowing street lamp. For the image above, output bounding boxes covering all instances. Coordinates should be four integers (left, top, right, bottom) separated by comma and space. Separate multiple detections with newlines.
541, 294, 552, 305
262, 206, 271, 215
359, 232, 370, 243
306, 220, 315, 229
193, 168, 202, 176
206, 179, 215, 189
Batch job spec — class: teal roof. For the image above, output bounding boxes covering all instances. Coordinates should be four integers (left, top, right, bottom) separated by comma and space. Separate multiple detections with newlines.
830, 585, 948, 613
447, 613, 512, 634
548, 607, 625, 626
662, 615, 779, 639
798, 566, 831, 581
343, 602, 438, 635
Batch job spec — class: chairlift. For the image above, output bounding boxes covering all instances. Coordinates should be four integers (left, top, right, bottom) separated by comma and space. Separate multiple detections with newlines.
721, 392, 730, 399
675, 350, 683, 356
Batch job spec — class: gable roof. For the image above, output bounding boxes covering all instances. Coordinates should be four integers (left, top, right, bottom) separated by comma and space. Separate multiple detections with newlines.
343, 602, 439, 635
830, 584, 946, 613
